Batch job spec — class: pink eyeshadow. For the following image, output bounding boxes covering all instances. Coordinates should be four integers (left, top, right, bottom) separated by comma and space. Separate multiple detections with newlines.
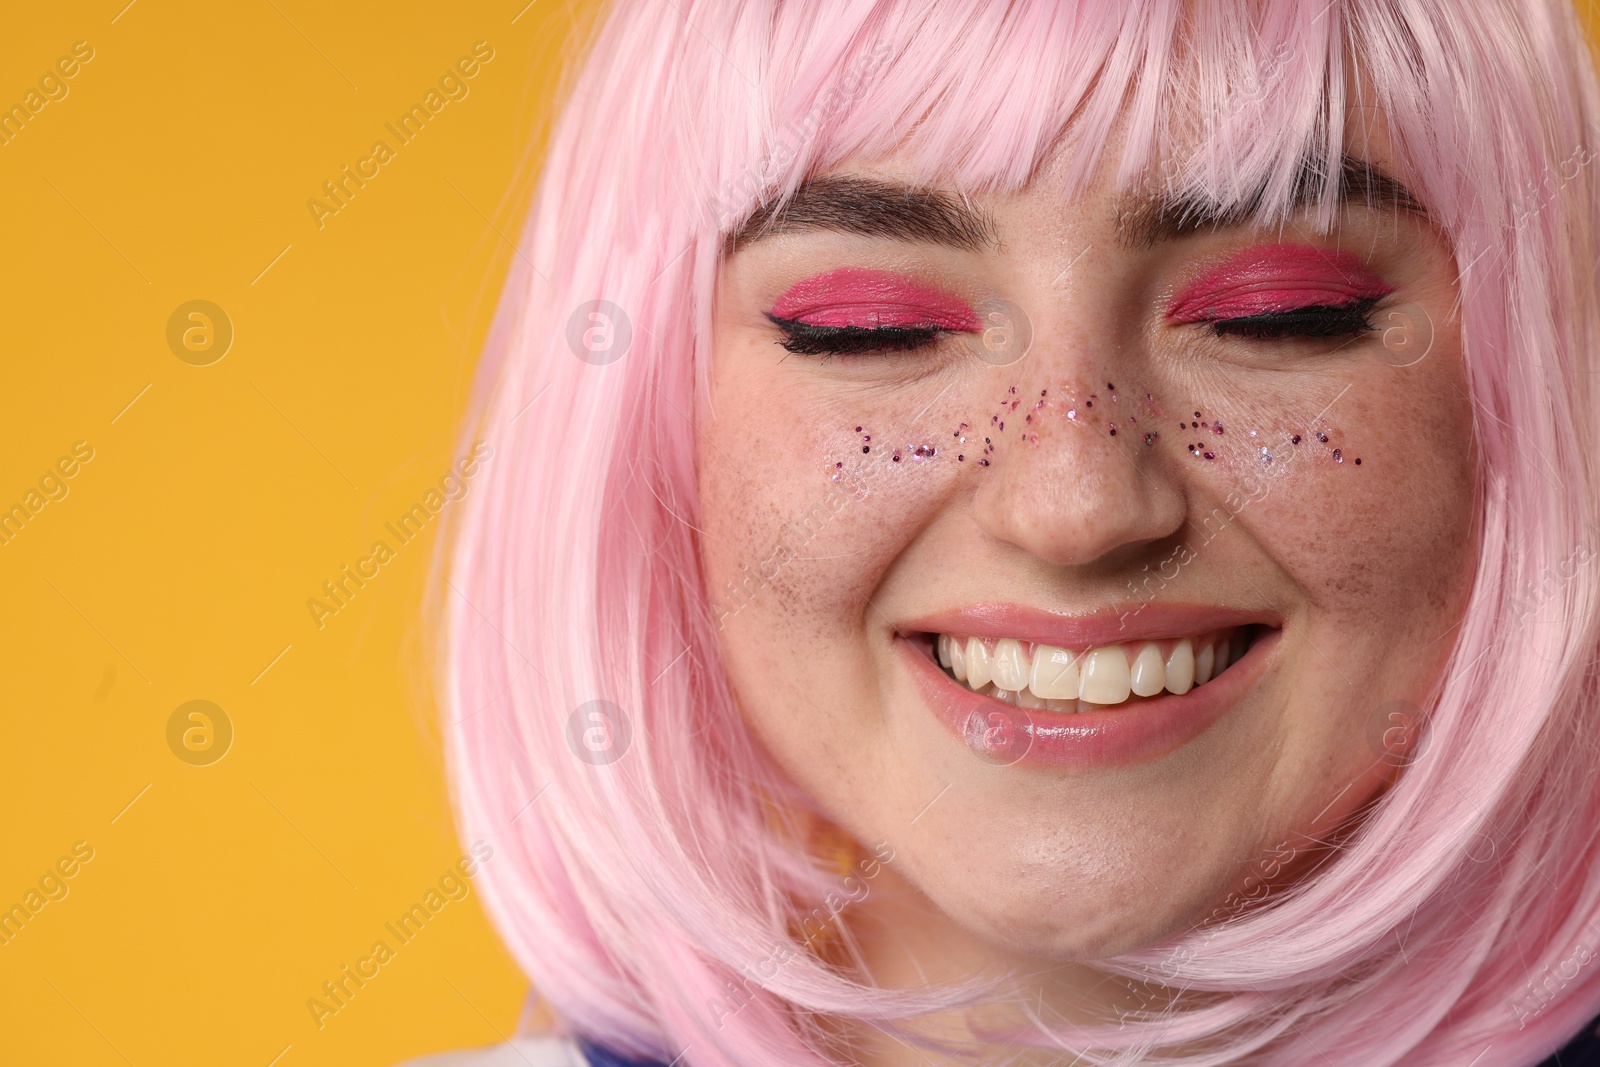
771, 267, 982, 331
1166, 244, 1395, 323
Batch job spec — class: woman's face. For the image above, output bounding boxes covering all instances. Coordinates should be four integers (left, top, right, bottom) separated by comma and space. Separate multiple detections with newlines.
697, 116, 1475, 975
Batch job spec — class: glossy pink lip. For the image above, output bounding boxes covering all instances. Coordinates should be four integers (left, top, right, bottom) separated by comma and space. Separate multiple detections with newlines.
1166, 244, 1395, 323
900, 627, 1278, 768
770, 267, 981, 330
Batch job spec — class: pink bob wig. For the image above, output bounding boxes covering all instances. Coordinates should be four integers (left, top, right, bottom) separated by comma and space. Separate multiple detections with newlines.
435, 0, 1600, 1063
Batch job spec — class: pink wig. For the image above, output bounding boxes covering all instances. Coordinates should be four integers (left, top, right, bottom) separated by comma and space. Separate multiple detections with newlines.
436, 1, 1600, 1063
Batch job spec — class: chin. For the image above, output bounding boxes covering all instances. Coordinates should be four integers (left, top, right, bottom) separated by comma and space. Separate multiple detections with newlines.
879, 794, 1237, 962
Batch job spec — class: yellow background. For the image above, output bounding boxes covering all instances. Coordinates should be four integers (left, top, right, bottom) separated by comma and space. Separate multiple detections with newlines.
4, 2, 1600, 1066
0, 1, 590, 1063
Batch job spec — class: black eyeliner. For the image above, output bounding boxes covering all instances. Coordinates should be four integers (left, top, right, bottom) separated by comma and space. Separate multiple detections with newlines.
766, 313, 943, 355
1210, 297, 1383, 339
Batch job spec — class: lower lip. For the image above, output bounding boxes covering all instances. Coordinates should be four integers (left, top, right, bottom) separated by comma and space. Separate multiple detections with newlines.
899, 630, 1276, 768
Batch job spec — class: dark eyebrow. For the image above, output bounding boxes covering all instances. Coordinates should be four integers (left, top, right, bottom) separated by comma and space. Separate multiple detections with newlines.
726, 157, 1423, 254
1115, 154, 1429, 247
727, 175, 998, 253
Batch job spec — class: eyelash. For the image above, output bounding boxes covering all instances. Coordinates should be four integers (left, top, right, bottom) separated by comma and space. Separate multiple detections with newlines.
765, 298, 1386, 356
1205, 297, 1384, 340
766, 314, 947, 356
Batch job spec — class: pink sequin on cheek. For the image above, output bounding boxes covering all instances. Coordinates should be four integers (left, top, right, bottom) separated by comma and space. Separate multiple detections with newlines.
1166, 244, 1396, 323
771, 267, 982, 330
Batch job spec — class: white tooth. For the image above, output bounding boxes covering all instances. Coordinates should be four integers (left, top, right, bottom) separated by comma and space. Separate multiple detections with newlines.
950, 635, 968, 681
1129, 642, 1166, 697
987, 683, 1017, 704
966, 637, 992, 690
1194, 643, 1215, 685
1029, 644, 1080, 700
937, 633, 952, 669
1015, 687, 1048, 709
1165, 639, 1195, 695
1213, 637, 1231, 676
1080, 646, 1132, 704
990, 638, 1030, 691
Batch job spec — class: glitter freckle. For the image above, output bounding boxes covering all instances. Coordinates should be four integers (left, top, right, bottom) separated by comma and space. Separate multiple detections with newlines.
1355, 458, 1362, 465
1333, 449, 1343, 463
1292, 435, 1302, 444
1203, 451, 1215, 460
1144, 432, 1158, 446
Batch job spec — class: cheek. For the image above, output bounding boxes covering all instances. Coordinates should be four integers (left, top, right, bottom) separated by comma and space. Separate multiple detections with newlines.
1198, 352, 1476, 636
695, 352, 970, 797
697, 360, 968, 640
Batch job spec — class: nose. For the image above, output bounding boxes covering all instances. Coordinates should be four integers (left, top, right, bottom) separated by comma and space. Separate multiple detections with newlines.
971, 383, 1188, 569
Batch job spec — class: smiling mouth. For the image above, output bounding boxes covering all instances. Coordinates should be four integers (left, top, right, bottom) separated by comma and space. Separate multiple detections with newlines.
927, 626, 1264, 714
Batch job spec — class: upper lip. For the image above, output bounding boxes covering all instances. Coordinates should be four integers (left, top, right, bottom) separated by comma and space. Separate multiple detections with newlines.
897, 601, 1283, 648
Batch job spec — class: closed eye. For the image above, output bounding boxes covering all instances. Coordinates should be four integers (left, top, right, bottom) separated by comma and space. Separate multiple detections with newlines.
1208, 297, 1383, 340
766, 313, 946, 356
